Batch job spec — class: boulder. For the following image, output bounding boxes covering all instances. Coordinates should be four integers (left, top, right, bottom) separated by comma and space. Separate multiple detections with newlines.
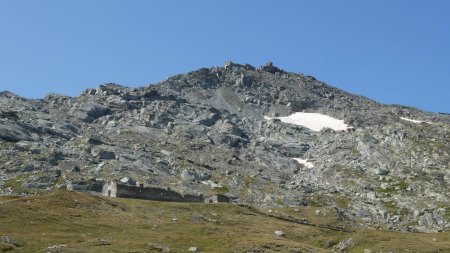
0, 120, 32, 142
0, 236, 21, 247
91, 148, 116, 160
181, 169, 210, 182
119, 177, 136, 185
333, 238, 355, 252
274, 230, 284, 236
47, 245, 67, 253
14, 141, 33, 152
148, 243, 170, 252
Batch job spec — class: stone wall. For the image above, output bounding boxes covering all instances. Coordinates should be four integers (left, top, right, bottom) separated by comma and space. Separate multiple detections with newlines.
204, 194, 230, 203
68, 180, 103, 195
102, 182, 203, 202
102, 181, 117, 197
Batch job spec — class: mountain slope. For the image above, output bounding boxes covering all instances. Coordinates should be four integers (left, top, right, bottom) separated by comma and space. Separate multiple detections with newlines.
0, 61, 449, 232
2, 191, 450, 252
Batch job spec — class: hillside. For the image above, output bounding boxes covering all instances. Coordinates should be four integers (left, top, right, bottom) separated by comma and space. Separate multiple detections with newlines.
2, 191, 450, 252
1, 61, 449, 233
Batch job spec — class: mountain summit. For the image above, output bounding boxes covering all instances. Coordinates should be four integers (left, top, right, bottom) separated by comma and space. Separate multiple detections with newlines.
1, 61, 449, 232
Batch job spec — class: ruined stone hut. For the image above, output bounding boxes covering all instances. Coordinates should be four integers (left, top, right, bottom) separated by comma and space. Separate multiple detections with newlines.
102, 181, 204, 202
204, 194, 231, 203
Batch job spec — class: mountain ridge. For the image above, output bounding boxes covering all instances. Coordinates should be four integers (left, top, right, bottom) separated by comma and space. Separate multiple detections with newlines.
0, 61, 449, 233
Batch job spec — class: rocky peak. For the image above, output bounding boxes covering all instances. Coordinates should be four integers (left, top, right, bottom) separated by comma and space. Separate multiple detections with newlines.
0, 63, 449, 232
0, 91, 17, 97
257, 61, 284, 74
223, 61, 256, 71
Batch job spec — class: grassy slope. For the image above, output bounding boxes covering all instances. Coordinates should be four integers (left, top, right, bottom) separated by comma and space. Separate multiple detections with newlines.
0, 191, 449, 253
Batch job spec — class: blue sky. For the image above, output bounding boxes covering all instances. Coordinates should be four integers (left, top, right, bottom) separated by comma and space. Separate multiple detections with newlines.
0, 1, 449, 113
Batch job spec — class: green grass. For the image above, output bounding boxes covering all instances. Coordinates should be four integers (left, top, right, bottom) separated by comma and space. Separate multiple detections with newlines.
395, 179, 408, 191
350, 148, 360, 156
444, 207, 450, 221
1, 191, 450, 252
0, 191, 331, 252
2, 174, 42, 195
307, 194, 327, 207
212, 185, 229, 195
378, 179, 409, 195
335, 196, 352, 209
243, 176, 255, 187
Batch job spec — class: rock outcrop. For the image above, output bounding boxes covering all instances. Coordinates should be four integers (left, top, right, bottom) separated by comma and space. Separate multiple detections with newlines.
0, 62, 449, 232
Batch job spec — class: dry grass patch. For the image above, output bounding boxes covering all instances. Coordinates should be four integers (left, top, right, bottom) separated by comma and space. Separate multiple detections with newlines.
0, 191, 450, 252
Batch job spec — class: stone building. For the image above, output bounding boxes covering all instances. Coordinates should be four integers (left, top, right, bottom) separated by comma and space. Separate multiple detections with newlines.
204, 194, 231, 203
102, 181, 203, 202
67, 179, 103, 195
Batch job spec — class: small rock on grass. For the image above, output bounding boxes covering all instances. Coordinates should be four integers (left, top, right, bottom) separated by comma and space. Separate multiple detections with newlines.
274, 230, 284, 236
47, 244, 67, 253
0, 236, 21, 246
148, 243, 170, 252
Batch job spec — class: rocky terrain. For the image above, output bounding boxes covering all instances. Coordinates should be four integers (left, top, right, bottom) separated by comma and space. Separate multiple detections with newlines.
1, 61, 449, 233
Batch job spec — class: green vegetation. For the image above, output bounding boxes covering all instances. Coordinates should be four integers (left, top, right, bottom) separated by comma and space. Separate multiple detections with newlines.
378, 187, 396, 194
350, 148, 360, 156
212, 185, 229, 195
307, 194, 327, 207
1, 191, 450, 252
2, 174, 40, 194
383, 201, 399, 215
395, 179, 408, 191
335, 196, 352, 209
0, 191, 331, 252
243, 175, 255, 187
382, 201, 409, 216
378, 179, 409, 195
444, 208, 450, 221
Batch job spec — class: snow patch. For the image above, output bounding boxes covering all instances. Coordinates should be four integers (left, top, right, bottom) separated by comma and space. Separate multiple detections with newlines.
265, 112, 349, 131
293, 158, 314, 168
400, 117, 431, 124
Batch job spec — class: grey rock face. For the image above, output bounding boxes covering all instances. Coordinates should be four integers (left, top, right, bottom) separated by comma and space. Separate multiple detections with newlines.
0, 120, 32, 142
69, 101, 110, 123
0, 62, 449, 232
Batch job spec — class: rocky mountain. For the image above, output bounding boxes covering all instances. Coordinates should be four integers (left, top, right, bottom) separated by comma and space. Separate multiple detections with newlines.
1, 61, 449, 232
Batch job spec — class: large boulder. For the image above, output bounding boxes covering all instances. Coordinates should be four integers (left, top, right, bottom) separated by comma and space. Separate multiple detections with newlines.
0, 119, 32, 142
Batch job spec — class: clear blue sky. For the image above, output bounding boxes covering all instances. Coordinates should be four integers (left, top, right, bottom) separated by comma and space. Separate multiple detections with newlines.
0, 1, 449, 113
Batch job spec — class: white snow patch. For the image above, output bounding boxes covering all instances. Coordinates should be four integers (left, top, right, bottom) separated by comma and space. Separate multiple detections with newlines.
265, 112, 349, 131
400, 117, 431, 124
293, 158, 314, 168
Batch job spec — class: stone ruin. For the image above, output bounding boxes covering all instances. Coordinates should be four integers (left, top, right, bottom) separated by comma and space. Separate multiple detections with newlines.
66, 178, 232, 204
204, 194, 231, 204
101, 181, 204, 202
